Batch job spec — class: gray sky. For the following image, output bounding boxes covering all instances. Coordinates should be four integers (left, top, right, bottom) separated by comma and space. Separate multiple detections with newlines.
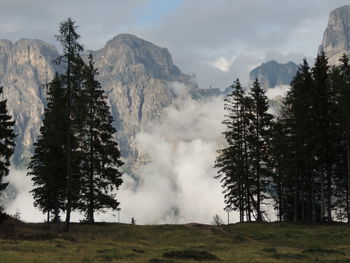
0, 0, 349, 89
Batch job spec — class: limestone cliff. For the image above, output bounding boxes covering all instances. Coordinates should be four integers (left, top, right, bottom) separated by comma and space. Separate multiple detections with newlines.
0, 35, 203, 170
0, 39, 61, 165
320, 5, 350, 65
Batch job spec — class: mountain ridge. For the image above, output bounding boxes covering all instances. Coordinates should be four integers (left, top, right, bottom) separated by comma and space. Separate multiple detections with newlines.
0, 33, 212, 171
249, 60, 298, 90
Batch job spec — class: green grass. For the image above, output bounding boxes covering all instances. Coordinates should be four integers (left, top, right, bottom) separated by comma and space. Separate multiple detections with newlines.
1, 220, 350, 263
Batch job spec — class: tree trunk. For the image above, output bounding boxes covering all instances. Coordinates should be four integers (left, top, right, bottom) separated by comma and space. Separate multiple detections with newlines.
242, 105, 251, 222
311, 172, 316, 224
300, 170, 305, 222
278, 168, 283, 221
326, 162, 332, 222
88, 104, 94, 224
294, 150, 299, 222
65, 40, 72, 232
347, 138, 350, 223
320, 173, 325, 222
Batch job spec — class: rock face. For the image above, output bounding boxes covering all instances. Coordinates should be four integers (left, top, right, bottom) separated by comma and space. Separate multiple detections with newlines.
320, 5, 350, 65
0, 39, 61, 165
0, 34, 204, 170
89, 34, 199, 167
249, 60, 298, 90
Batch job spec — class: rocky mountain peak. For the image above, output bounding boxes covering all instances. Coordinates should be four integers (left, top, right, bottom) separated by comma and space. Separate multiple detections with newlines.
321, 5, 350, 65
249, 60, 298, 90
92, 33, 181, 83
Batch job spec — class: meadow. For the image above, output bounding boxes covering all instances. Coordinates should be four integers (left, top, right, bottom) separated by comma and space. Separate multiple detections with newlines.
1, 218, 350, 263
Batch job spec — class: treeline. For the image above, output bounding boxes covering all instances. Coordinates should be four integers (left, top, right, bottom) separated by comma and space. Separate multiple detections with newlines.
216, 51, 350, 223
0, 18, 123, 231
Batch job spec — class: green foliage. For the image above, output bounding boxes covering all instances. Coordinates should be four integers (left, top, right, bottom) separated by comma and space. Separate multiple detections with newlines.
0, 86, 15, 196
216, 79, 247, 221
78, 54, 123, 223
216, 78, 272, 222
28, 19, 123, 226
270, 53, 350, 223
28, 75, 66, 222
218, 53, 350, 224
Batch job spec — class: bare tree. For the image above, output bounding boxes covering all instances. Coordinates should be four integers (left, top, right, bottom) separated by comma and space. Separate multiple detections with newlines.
211, 214, 224, 226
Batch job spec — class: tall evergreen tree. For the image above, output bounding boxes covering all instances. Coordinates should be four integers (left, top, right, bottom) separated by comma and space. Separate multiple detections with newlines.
275, 60, 316, 222
55, 18, 85, 230
215, 79, 248, 222
270, 116, 290, 221
311, 51, 335, 222
333, 54, 350, 222
247, 79, 273, 221
0, 86, 15, 209
28, 75, 66, 222
79, 54, 123, 223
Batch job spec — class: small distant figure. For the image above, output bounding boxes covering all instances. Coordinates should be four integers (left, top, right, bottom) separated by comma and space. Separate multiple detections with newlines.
131, 217, 136, 225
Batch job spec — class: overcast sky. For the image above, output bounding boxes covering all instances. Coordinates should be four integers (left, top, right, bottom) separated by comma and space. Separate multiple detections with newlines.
0, 0, 349, 89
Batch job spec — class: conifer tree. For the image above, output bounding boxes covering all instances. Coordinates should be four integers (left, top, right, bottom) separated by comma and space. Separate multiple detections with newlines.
274, 60, 316, 222
79, 55, 123, 223
0, 86, 15, 208
215, 79, 249, 222
55, 18, 85, 230
311, 51, 335, 222
28, 75, 66, 222
270, 116, 290, 221
333, 54, 350, 222
247, 79, 273, 221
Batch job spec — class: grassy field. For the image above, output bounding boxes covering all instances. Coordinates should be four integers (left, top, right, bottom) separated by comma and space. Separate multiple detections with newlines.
1, 219, 350, 263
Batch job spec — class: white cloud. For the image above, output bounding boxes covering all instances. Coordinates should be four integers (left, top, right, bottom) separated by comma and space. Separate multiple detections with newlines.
118, 95, 230, 224
211, 56, 236, 72
266, 85, 290, 100
5, 169, 45, 222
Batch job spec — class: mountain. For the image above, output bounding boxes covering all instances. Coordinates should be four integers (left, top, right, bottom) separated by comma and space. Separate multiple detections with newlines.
320, 5, 350, 65
249, 5, 350, 100
249, 60, 298, 90
89, 34, 201, 168
0, 34, 211, 171
0, 39, 62, 165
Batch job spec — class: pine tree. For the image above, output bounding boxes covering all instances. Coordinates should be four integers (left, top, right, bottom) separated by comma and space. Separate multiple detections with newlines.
311, 51, 335, 222
0, 86, 15, 209
79, 54, 123, 223
247, 79, 273, 221
55, 18, 85, 230
215, 79, 248, 222
333, 54, 350, 222
278, 59, 318, 222
28, 75, 66, 222
270, 116, 290, 221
